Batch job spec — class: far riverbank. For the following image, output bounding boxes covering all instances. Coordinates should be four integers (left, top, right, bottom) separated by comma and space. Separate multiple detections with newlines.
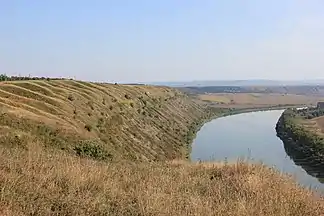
185, 104, 306, 159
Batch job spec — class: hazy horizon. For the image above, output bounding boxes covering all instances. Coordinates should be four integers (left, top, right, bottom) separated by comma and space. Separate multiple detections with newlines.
2, 1, 324, 83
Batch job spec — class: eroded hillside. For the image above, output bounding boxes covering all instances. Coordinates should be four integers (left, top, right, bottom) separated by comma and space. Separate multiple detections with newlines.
0, 80, 214, 161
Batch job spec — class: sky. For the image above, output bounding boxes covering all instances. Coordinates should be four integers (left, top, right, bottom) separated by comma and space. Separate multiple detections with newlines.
1, 0, 324, 83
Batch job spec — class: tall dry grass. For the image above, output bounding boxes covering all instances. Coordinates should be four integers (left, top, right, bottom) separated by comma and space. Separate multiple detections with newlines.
0, 141, 323, 216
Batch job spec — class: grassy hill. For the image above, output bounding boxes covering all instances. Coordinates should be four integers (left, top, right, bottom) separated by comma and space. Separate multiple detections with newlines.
0, 80, 218, 161
0, 80, 323, 215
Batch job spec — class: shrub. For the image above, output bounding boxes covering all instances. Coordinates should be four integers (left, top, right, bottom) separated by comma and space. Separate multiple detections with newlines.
84, 124, 92, 131
143, 100, 147, 106
97, 118, 104, 127
74, 140, 112, 160
68, 95, 74, 101
87, 101, 94, 110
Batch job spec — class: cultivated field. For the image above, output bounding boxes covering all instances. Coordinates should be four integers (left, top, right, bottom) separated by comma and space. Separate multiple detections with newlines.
198, 93, 322, 108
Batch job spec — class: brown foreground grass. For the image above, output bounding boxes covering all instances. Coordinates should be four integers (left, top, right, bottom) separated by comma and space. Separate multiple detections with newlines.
1, 142, 323, 216
198, 93, 322, 108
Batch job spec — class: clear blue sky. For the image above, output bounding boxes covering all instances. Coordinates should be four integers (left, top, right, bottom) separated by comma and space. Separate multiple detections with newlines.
1, 0, 324, 83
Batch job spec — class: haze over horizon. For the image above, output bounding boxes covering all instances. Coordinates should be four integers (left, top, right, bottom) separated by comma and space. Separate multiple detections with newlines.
1, 1, 324, 83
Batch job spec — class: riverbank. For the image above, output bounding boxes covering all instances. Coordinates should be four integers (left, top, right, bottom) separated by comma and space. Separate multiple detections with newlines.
276, 108, 324, 179
185, 104, 304, 160
192, 104, 303, 131
220, 104, 304, 117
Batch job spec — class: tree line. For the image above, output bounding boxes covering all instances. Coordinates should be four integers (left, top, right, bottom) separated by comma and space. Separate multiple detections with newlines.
293, 107, 324, 119
0, 74, 69, 82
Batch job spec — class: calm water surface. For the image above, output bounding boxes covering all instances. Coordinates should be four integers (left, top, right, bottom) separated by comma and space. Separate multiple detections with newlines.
190, 110, 324, 192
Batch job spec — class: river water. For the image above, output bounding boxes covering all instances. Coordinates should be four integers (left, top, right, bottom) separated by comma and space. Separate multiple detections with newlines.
190, 109, 324, 192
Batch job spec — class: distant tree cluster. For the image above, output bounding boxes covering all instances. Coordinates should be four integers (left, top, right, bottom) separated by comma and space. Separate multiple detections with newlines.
295, 107, 324, 119
0, 74, 69, 82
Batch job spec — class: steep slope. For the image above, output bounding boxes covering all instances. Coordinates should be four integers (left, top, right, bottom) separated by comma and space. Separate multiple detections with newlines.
276, 108, 324, 179
0, 80, 215, 161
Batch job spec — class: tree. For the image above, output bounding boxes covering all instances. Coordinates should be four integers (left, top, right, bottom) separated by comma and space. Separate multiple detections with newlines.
0, 74, 9, 81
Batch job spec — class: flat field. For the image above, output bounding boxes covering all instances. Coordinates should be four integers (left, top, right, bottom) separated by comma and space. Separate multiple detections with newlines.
198, 93, 322, 108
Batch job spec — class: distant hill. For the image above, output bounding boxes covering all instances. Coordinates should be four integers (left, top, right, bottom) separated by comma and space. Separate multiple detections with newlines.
179, 85, 324, 96
148, 80, 324, 87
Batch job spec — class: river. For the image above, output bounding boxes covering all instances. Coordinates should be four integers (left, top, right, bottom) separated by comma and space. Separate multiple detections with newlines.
190, 109, 324, 192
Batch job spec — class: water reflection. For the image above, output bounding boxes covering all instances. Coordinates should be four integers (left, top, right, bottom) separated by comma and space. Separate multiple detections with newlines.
281, 138, 324, 183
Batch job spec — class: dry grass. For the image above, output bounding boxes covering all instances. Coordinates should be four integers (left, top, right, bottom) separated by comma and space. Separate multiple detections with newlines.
299, 116, 324, 136
198, 93, 323, 108
0, 142, 323, 216
315, 117, 324, 134
0, 80, 209, 161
